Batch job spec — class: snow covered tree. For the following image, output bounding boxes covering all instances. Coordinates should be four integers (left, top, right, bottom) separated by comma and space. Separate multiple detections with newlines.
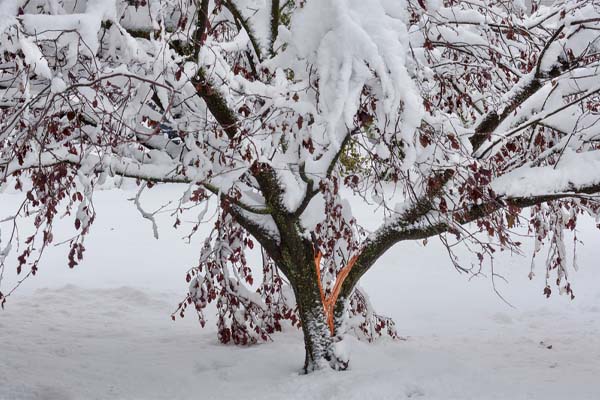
2, 0, 600, 372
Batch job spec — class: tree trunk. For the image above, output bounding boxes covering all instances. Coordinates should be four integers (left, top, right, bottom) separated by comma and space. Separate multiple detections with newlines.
273, 228, 352, 372
294, 284, 334, 372
292, 273, 350, 372
286, 253, 349, 372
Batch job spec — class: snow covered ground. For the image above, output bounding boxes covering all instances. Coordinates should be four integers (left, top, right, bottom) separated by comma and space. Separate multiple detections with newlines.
1, 187, 600, 399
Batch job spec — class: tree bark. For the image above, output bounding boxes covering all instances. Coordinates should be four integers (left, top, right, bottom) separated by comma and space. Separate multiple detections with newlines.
293, 279, 335, 372
283, 248, 349, 372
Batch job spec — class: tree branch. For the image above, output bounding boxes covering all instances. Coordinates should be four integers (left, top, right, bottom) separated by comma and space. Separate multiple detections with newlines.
193, 0, 211, 60
338, 182, 600, 301
223, 0, 263, 62
191, 69, 239, 139
227, 204, 284, 267
269, 0, 280, 55
469, 25, 569, 153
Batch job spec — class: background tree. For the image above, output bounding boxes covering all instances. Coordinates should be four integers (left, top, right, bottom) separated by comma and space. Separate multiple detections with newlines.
1, 0, 600, 372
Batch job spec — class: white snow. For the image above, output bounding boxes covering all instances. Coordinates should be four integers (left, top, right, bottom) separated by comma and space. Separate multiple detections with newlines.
50, 77, 67, 94
1, 187, 600, 399
283, 0, 423, 161
0, 0, 16, 34
19, 37, 52, 80
492, 150, 600, 198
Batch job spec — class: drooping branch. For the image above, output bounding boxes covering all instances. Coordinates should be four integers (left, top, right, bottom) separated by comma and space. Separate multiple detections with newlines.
0, 145, 273, 220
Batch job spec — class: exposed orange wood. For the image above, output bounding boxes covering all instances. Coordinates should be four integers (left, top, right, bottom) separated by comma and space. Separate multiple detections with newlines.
313, 247, 360, 335
313, 250, 326, 308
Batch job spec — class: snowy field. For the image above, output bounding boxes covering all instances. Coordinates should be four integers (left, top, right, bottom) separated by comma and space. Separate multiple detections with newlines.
1, 186, 600, 400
